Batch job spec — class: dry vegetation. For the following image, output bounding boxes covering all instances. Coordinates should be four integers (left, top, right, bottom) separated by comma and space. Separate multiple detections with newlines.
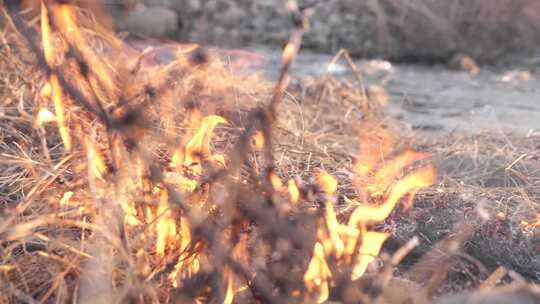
1, 1, 539, 304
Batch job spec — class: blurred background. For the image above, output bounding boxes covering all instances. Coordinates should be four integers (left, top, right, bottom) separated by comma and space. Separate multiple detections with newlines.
85, 0, 540, 135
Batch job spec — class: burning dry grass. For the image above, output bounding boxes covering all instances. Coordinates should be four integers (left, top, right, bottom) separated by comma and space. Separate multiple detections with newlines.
277, 75, 540, 294
0, 1, 539, 304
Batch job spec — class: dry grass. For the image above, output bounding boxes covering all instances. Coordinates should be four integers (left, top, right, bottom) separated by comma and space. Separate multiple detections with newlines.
276, 74, 540, 291
0, 2, 539, 304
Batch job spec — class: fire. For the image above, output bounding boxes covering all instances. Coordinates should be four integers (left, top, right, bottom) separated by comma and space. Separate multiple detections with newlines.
59, 191, 74, 206
348, 165, 437, 226
373, 150, 430, 194
304, 242, 332, 303
351, 231, 389, 279
354, 125, 397, 177
165, 113, 227, 283
172, 112, 228, 175
41, 1, 71, 152
54, 4, 118, 94
35, 108, 57, 127
317, 170, 338, 196
85, 137, 107, 182
288, 179, 300, 203
269, 171, 284, 190
304, 125, 436, 300
23, 1, 440, 301
85, 134, 144, 225
184, 115, 228, 171
316, 171, 345, 258
168, 216, 199, 287
224, 268, 235, 304
118, 187, 142, 226
252, 131, 265, 150
223, 233, 249, 304
155, 189, 178, 256
321, 197, 345, 258
269, 172, 301, 205
521, 213, 540, 231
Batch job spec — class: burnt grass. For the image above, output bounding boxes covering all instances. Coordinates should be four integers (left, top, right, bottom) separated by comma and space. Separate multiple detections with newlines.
388, 190, 540, 282
384, 133, 540, 288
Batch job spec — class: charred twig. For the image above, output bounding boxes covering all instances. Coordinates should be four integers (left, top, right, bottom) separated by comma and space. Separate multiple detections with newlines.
268, 1, 312, 117
262, 1, 314, 180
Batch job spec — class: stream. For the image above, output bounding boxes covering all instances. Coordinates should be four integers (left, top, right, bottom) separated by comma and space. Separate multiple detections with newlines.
250, 46, 540, 136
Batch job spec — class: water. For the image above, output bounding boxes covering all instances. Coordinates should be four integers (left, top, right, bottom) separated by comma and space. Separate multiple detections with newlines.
250, 46, 540, 136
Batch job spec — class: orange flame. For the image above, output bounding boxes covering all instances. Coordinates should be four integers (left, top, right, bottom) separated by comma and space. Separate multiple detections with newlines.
85, 138, 107, 181
155, 189, 177, 256
305, 125, 436, 292
54, 4, 117, 94
169, 216, 199, 287
321, 200, 345, 258
351, 231, 389, 279
317, 170, 338, 196
59, 191, 74, 206
40, 1, 55, 67
354, 126, 397, 177
252, 131, 265, 151
33, 1, 440, 299
372, 149, 430, 194
40, 1, 71, 152
287, 179, 300, 203
167, 114, 227, 285
521, 213, 540, 231
223, 233, 249, 304
118, 182, 142, 226
184, 115, 228, 171
172, 114, 227, 175
224, 268, 234, 304
269, 172, 284, 191
349, 165, 436, 227
35, 108, 57, 127
39, 82, 52, 99
304, 242, 332, 303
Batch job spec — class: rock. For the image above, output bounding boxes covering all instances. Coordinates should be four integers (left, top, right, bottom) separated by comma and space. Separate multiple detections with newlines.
221, 5, 245, 28
123, 5, 178, 37
448, 53, 480, 76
